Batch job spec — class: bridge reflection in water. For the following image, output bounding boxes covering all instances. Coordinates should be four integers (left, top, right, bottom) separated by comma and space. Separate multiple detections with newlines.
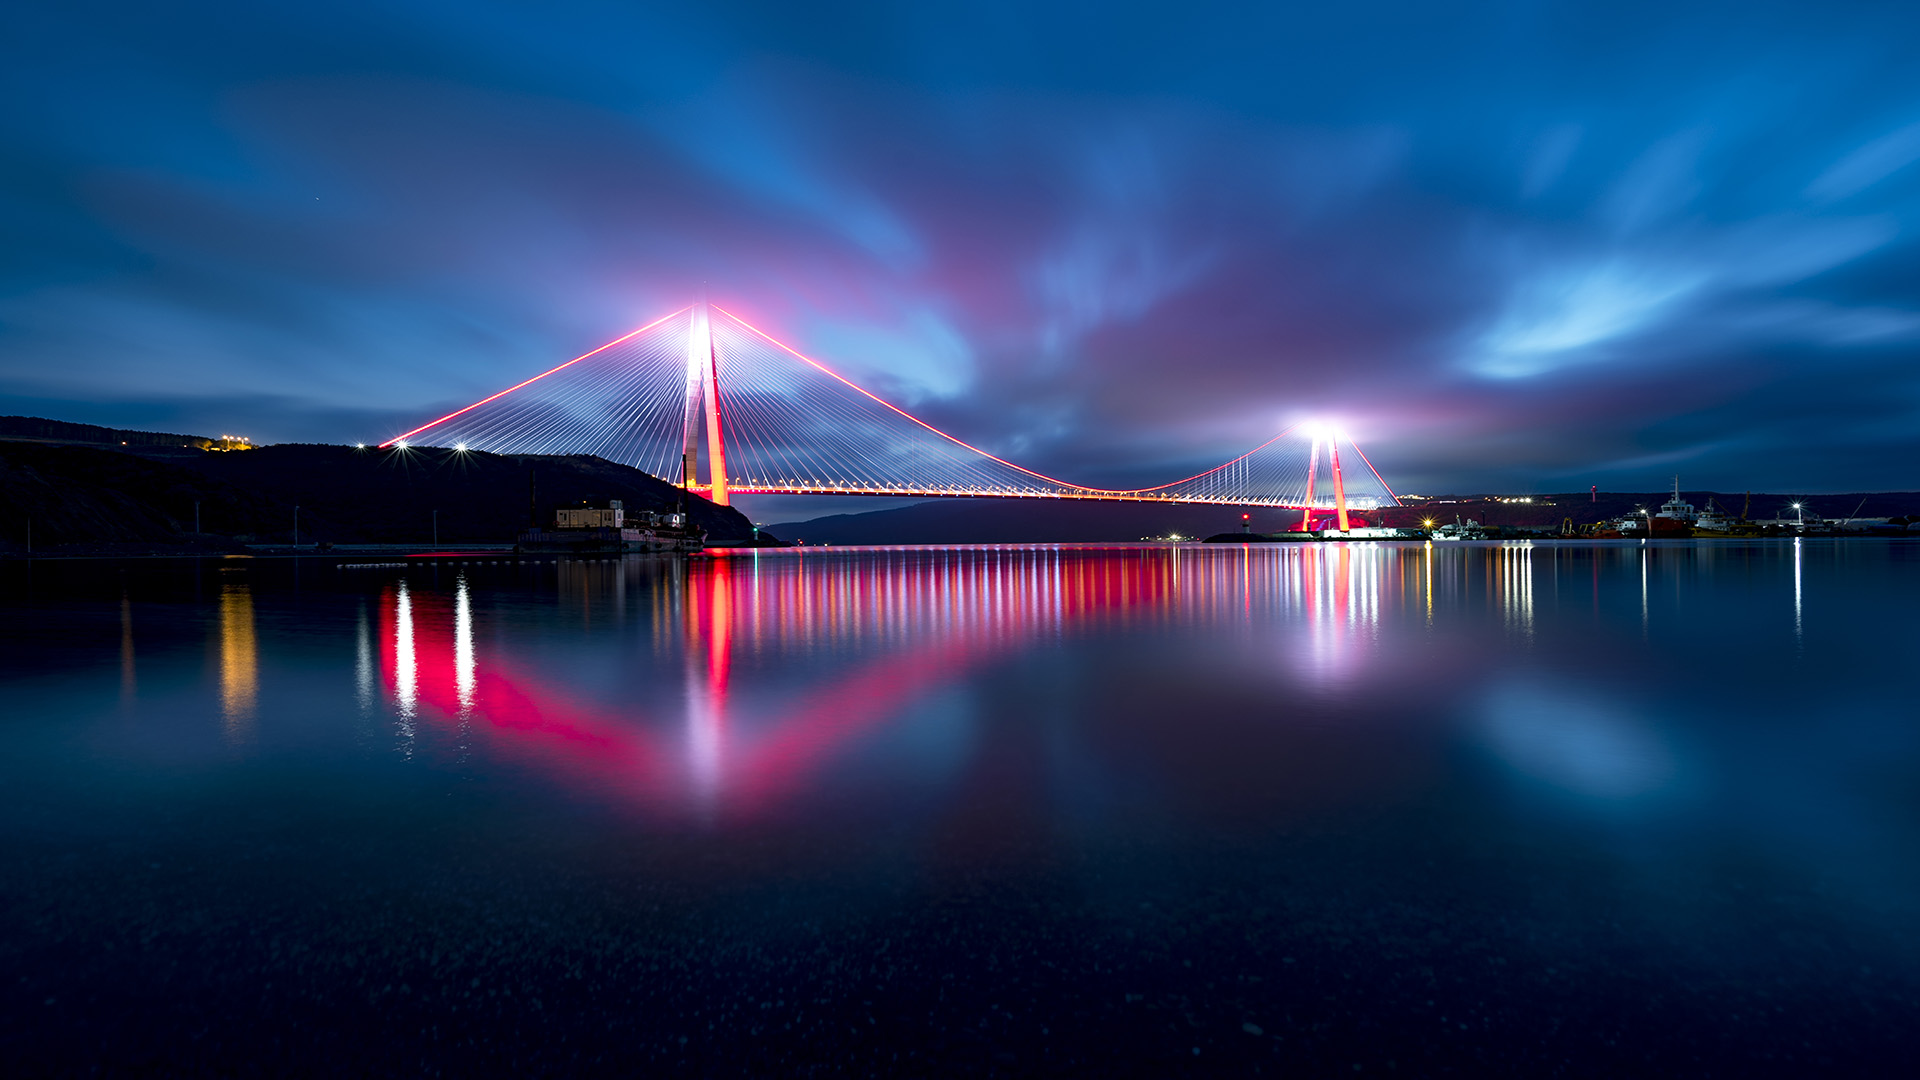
370, 544, 1552, 823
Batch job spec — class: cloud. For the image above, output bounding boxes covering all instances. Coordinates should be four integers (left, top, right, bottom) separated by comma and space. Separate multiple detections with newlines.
1522, 124, 1582, 199
1602, 131, 1705, 233
1477, 260, 1702, 378
3, 0, 1920, 495
1806, 121, 1920, 204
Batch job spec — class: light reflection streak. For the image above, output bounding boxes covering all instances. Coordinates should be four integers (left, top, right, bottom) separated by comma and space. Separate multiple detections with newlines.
1640, 545, 1650, 637
1424, 541, 1433, 625
1500, 543, 1535, 640
1793, 538, 1803, 649
369, 546, 1545, 821
685, 557, 733, 811
218, 581, 257, 743
120, 591, 136, 703
393, 579, 417, 757
354, 601, 374, 720
454, 574, 475, 714
454, 573, 476, 762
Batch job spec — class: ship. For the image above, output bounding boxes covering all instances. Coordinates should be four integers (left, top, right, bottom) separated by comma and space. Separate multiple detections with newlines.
1691, 496, 1748, 535
1430, 517, 1486, 541
517, 500, 705, 554
1647, 477, 1697, 537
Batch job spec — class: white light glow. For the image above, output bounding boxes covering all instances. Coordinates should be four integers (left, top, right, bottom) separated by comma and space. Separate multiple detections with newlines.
454, 574, 475, 713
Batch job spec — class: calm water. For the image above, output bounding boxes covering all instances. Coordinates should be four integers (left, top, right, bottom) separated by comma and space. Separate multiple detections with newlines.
3, 541, 1917, 1075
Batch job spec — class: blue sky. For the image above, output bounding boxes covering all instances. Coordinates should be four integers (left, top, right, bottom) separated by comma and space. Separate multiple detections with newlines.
3, 0, 1918, 497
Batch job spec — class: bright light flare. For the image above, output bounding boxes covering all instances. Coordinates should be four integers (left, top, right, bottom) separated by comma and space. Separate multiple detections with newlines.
1299, 419, 1353, 443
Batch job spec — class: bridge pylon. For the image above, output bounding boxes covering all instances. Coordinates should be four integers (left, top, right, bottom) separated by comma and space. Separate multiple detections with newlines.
679, 303, 730, 506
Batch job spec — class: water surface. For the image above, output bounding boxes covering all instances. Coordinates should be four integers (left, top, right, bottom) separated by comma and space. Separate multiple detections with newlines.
3, 542, 1917, 1074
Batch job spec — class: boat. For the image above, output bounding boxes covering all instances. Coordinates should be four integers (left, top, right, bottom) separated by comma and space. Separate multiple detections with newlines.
1431, 517, 1486, 541
1692, 497, 1742, 534
1648, 477, 1697, 537
1613, 477, 1699, 538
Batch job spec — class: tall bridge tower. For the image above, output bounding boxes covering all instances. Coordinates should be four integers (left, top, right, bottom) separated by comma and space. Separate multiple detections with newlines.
679, 303, 730, 506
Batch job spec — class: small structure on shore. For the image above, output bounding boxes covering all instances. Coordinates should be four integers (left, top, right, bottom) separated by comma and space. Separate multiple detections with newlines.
518, 500, 704, 554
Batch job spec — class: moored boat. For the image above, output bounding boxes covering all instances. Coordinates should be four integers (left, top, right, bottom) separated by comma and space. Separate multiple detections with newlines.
1431, 517, 1486, 541
1649, 477, 1697, 537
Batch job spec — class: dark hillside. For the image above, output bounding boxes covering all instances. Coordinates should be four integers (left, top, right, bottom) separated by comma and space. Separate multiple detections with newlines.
172, 444, 759, 545
0, 414, 214, 450
0, 441, 286, 547
1, 431, 764, 552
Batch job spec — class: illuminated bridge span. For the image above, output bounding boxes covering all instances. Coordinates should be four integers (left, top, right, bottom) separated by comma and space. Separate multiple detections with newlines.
381, 304, 1399, 518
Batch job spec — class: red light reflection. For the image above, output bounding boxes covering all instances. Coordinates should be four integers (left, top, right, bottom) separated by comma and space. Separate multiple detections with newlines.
375, 546, 1464, 822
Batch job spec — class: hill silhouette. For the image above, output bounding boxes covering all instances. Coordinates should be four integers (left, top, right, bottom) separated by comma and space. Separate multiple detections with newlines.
1, 421, 766, 553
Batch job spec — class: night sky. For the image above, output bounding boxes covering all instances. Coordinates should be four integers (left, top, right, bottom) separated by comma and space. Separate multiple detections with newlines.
4, 1, 1919, 497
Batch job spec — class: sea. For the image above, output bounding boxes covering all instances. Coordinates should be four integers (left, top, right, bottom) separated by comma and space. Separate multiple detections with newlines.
2, 540, 1916, 1075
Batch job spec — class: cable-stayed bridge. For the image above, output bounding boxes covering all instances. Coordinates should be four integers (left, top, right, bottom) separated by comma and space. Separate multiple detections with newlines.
381, 304, 1399, 523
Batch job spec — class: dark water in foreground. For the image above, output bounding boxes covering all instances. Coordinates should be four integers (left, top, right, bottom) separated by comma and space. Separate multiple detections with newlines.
2, 541, 1917, 1076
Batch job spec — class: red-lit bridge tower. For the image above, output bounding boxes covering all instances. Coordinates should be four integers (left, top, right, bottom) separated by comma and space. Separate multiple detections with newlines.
679, 303, 730, 506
